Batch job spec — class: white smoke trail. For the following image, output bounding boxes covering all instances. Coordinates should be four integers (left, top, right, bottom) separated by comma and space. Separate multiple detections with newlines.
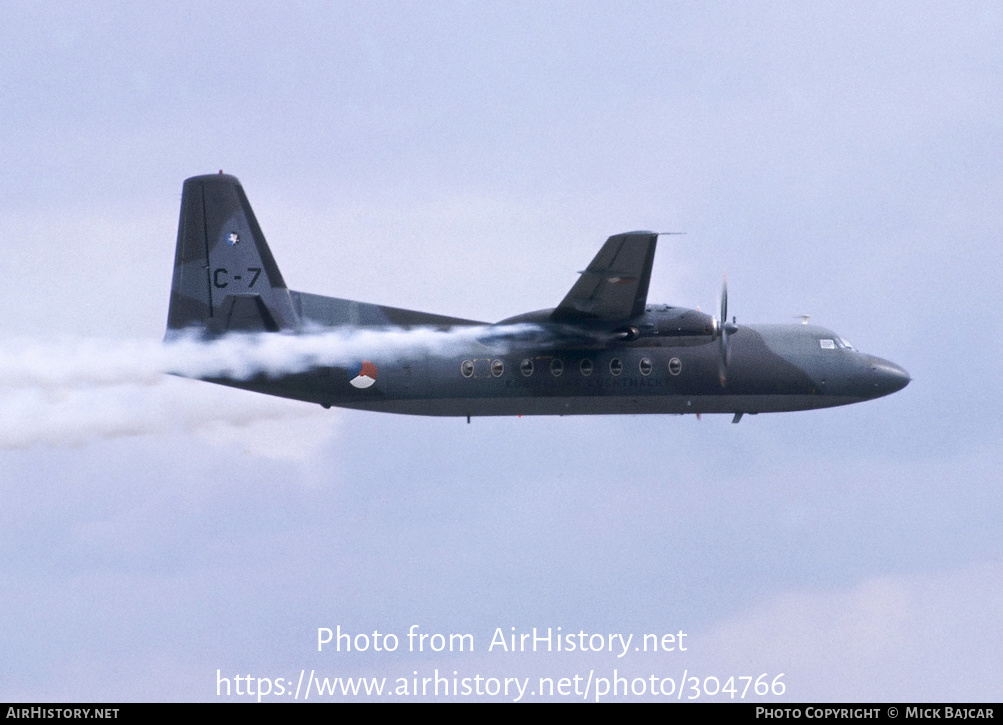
162, 324, 521, 380
0, 379, 334, 453
0, 325, 534, 390
0, 325, 536, 450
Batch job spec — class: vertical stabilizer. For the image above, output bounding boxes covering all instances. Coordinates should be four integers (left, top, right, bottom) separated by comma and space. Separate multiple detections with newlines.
166, 174, 299, 337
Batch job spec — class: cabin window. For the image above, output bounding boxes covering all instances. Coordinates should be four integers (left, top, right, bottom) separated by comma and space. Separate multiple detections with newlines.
461, 360, 474, 378
550, 358, 564, 377
579, 358, 593, 376
819, 339, 836, 349
668, 357, 682, 375
639, 358, 652, 376
609, 358, 623, 376
520, 359, 534, 377
491, 359, 504, 377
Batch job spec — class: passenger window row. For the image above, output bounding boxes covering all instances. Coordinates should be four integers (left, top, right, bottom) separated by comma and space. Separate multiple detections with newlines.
461, 357, 683, 378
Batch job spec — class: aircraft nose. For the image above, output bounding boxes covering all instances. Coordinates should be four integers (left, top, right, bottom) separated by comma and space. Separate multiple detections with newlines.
864, 355, 911, 397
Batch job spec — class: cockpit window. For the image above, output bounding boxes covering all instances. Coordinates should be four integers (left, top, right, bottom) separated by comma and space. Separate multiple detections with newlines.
839, 338, 855, 350
819, 339, 836, 349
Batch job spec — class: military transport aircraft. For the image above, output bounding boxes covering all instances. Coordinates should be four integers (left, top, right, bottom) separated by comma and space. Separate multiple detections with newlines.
166, 173, 909, 422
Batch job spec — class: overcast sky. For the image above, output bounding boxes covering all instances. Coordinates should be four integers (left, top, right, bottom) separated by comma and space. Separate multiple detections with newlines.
0, 1, 1000, 702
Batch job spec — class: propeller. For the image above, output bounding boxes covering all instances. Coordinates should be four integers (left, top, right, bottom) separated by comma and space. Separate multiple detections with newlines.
716, 276, 736, 386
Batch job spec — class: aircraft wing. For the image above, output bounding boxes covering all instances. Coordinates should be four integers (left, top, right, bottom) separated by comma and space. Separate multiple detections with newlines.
551, 231, 658, 323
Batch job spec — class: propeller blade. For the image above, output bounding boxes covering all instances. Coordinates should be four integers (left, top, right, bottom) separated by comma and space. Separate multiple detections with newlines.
720, 274, 728, 326
718, 275, 729, 386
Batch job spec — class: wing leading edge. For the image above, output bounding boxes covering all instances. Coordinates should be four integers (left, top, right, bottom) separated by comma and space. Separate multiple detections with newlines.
551, 231, 658, 323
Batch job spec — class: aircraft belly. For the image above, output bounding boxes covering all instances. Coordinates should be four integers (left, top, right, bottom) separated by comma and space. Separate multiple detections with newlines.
205, 372, 862, 416
336, 394, 865, 417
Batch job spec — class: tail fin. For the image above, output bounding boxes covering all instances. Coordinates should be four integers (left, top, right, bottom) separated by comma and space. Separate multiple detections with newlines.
166, 173, 299, 337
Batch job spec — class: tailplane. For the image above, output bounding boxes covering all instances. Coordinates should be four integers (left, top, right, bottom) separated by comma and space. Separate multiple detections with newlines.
166, 174, 299, 337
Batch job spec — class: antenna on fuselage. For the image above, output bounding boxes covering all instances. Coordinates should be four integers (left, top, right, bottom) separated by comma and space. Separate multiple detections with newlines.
796, 315, 811, 325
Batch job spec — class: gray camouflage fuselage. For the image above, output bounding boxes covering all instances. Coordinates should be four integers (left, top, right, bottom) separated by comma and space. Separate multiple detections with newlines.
166, 174, 909, 419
